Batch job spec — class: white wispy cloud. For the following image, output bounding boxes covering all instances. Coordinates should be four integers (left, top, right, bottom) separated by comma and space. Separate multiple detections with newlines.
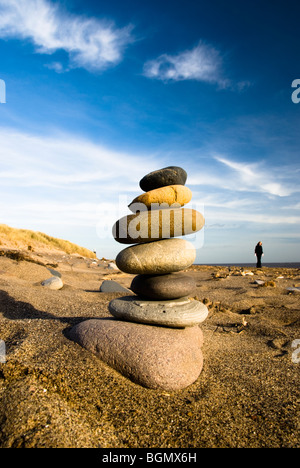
186, 154, 300, 232
282, 202, 300, 210
143, 41, 229, 87
187, 162, 292, 197
0, 128, 153, 190
0, 0, 134, 72
206, 209, 300, 226
213, 155, 297, 197
0, 128, 157, 239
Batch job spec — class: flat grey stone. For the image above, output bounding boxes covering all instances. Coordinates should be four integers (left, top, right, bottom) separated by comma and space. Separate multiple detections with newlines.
108, 296, 208, 328
130, 273, 196, 300
68, 318, 204, 391
255, 280, 265, 285
100, 280, 131, 293
287, 287, 300, 293
139, 166, 187, 192
116, 238, 196, 275
41, 276, 63, 290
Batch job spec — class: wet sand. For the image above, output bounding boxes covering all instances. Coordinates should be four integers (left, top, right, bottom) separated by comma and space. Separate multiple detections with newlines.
0, 248, 299, 448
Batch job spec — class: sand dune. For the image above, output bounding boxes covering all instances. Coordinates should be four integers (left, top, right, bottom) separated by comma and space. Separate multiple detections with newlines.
0, 224, 96, 259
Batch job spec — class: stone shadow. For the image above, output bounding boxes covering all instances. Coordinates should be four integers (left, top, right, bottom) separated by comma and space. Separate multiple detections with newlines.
0, 289, 94, 327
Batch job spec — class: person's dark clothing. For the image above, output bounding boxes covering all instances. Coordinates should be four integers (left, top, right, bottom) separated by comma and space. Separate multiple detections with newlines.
255, 243, 263, 268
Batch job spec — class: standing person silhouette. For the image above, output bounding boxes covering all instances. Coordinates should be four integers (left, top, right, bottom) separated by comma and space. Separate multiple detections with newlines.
255, 241, 263, 268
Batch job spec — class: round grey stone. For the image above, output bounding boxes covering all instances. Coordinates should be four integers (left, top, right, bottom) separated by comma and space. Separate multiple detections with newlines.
130, 273, 196, 300
41, 276, 63, 290
68, 318, 204, 391
139, 166, 187, 192
106, 262, 119, 271
116, 238, 196, 275
108, 296, 209, 328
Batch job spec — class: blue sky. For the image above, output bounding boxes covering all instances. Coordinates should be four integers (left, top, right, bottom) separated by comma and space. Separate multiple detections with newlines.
0, 0, 299, 264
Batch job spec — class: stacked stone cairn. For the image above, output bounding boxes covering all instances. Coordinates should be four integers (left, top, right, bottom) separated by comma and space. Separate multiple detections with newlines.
69, 166, 208, 391
110, 165, 207, 328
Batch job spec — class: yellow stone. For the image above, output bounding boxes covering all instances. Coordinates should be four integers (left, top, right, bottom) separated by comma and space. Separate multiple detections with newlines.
128, 185, 192, 212
112, 207, 205, 244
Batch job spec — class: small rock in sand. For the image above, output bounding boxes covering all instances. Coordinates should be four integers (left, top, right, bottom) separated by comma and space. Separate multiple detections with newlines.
107, 262, 119, 271
41, 276, 63, 290
255, 280, 265, 285
100, 280, 131, 293
286, 287, 300, 293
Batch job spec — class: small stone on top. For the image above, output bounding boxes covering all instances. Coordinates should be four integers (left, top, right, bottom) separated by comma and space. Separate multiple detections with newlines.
139, 166, 187, 192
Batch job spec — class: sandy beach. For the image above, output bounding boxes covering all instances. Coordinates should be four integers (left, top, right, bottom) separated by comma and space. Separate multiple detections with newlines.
0, 247, 299, 448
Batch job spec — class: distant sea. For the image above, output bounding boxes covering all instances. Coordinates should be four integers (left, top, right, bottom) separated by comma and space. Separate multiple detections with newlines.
196, 263, 300, 269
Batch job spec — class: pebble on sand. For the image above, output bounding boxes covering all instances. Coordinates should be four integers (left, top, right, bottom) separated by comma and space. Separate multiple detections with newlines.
106, 262, 119, 271
100, 280, 132, 294
287, 287, 300, 293
41, 276, 63, 290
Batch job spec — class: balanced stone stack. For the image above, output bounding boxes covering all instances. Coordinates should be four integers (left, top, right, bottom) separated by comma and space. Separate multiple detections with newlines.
69, 166, 208, 391
110, 166, 207, 329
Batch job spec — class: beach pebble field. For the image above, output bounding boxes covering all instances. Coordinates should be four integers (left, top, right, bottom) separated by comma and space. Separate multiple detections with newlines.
0, 247, 299, 448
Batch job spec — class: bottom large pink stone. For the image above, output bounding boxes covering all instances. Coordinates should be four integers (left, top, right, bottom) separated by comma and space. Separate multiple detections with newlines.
69, 318, 204, 391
